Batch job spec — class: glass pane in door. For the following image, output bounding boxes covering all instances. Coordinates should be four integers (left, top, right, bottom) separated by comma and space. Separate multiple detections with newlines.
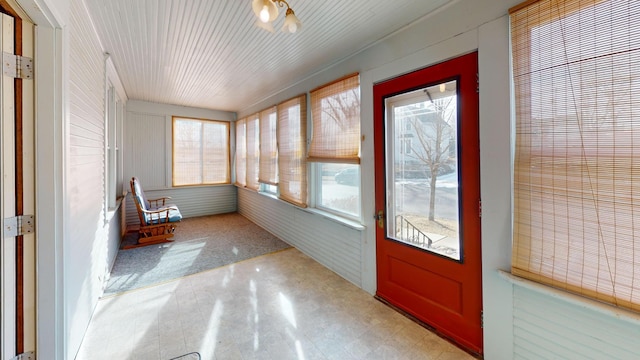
385, 80, 460, 260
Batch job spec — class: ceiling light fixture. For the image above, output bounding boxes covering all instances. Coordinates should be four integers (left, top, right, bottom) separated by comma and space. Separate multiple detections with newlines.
251, 0, 302, 33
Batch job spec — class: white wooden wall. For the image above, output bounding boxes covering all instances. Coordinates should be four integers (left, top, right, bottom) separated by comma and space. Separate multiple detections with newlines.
125, 112, 169, 189
67, 0, 119, 357
238, 188, 363, 287
513, 284, 640, 359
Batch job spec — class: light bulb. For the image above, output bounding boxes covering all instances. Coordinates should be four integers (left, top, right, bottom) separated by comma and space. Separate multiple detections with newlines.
260, 5, 270, 23
282, 9, 301, 33
439, 83, 446, 93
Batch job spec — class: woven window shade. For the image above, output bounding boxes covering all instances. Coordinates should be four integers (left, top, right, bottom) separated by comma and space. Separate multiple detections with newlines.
511, 0, 640, 312
259, 107, 278, 185
202, 121, 230, 184
235, 118, 247, 187
277, 94, 308, 207
308, 74, 361, 164
173, 117, 229, 186
246, 114, 260, 190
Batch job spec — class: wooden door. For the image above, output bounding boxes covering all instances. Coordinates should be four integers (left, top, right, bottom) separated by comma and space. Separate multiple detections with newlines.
374, 52, 482, 354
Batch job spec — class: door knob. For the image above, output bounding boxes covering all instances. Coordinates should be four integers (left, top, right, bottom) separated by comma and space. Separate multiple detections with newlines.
374, 210, 385, 228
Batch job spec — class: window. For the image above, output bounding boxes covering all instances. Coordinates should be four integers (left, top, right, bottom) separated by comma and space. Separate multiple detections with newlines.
105, 85, 119, 210
308, 74, 361, 164
235, 118, 247, 187
259, 107, 278, 187
400, 138, 412, 155
245, 114, 260, 190
511, 0, 640, 312
104, 59, 126, 216
172, 117, 230, 186
277, 94, 308, 207
309, 74, 361, 218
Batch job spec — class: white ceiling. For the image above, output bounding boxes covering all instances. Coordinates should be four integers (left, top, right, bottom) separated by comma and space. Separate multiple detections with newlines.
84, 0, 453, 112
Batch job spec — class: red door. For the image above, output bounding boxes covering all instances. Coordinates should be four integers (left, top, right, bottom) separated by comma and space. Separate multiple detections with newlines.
374, 52, 482, 354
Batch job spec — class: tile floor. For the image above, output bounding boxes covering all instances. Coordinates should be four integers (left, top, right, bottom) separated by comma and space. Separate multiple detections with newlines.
76, 248, 474, 360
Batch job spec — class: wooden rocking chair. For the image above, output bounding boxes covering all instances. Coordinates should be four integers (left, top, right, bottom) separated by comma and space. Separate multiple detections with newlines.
126, 177, 182, 249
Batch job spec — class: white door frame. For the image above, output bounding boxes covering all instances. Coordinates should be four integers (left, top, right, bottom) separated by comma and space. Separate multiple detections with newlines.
14, 0, 68, 358
1, 13, 18, 359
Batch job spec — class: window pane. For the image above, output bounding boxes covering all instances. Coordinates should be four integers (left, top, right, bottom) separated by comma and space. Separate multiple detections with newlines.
511, 0, 640, 312
173, 117, 229, 186
246, 114, 260, 190
308, 74, 361, 164
261, 184, 277, 194
277, 95, 307, 207
259, 107, 278, 185
203, 121, 229, 184
318, 163, 360, 218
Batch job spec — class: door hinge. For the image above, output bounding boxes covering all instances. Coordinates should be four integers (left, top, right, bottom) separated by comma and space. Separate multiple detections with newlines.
478, 199, 482, 218
3, 52, 33, 79
11, 352, 35, 360
476, 73, 479, 93
3, 215, 34, 237
480, 310, 484, 328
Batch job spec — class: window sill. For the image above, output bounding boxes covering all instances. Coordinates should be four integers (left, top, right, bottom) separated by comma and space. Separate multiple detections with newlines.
258, 190, 278, 200
498, 270, 640, 326
105, 197, 124, 223
244, 187, 365, 231
170, 183, 234, 189
298, 207, 365, 231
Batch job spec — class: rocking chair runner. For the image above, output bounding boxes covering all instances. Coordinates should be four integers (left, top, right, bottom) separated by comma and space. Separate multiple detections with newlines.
126, 177, 182, 249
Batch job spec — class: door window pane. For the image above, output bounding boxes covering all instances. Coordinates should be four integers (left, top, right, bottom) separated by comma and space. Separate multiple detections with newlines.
385, 80, 460, 260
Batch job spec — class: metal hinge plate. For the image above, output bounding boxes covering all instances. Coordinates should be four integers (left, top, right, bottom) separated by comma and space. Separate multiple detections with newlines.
480, 310, 484, 328
11, 351, 35, 360
3, 52, 33, 79
3, 215, 34, 237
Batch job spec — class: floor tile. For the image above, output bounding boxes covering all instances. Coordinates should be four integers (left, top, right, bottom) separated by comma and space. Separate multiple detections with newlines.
76, 248, 475, 360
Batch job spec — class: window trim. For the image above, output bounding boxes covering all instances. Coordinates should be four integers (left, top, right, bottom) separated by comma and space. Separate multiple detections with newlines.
234, 118, 247, 187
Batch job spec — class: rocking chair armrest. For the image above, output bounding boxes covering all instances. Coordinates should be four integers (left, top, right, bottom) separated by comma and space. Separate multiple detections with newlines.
141, 207, 171, 225
148, 196, 172, 206
140, 205, 182, 225
155, 205, 179, 211
139, 207, 172, 215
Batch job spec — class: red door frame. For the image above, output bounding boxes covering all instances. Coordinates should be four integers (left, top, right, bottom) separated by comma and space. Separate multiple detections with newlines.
373, 52, 482, 354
